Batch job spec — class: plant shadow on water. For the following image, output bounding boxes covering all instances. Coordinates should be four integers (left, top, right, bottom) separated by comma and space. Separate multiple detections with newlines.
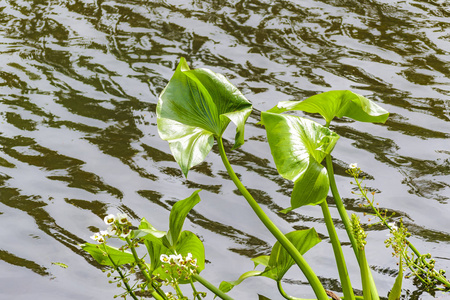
0, 0, 449, 299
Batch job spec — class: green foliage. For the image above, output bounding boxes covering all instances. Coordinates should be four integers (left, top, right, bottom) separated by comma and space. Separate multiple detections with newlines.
167, 190, 201, 247
82, 58, 450, 300
261, 112, 339, 211
220, 229, 321, 293
157, 57, 252, 177
267, 90, 389, 123
388, 260, 403, 300
81, 243, 135, 266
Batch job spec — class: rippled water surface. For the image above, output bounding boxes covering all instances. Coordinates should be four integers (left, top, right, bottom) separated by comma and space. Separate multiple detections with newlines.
0, 0, 449, 299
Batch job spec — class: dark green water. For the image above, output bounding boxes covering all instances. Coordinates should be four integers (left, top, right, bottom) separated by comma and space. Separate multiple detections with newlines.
0, 0, 449, 299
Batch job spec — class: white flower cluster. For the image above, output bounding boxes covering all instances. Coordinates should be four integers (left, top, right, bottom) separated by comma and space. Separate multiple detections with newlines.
349, 163, 358, 169
160, 253, 197, 267
90, 213, 132, 243
159, 253, 199, 283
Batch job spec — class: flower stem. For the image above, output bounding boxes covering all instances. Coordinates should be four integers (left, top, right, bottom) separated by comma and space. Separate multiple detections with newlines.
320, 200, 355, 300
325, 154, 379, 300
216, 137, 329, 300
190, 279, 203, 300
103, 247, 139, 300
354, 175, 450, 290
192, 274, 234, 300
125, 237, 167, 300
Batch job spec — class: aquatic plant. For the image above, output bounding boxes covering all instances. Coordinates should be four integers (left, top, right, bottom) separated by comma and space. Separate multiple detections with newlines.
82, 58, 449, 299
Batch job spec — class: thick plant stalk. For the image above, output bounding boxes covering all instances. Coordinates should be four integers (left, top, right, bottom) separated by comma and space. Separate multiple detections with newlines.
216, 137, 329, 300
359, 250, 372, 300
320, 201, 355, 300
192, 274, 234, 300
325, 154, 379, 300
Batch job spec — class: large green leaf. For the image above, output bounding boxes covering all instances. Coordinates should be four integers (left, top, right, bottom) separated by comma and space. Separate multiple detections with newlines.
81, 243, 135, 266
167, 190, 201, 247
261, 112, 339, 210
261, 228, 321, 281
268, 90, 389, 124
157, 57, 252, 177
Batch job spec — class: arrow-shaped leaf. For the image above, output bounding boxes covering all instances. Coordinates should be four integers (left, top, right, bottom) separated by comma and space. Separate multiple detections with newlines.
157, 58, 252, 177
261, 112, 339, 210
268, 90, 389, 124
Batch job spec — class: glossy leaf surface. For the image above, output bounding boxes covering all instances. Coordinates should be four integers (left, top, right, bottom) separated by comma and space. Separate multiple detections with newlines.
261, 112, 339, 210
268, 90, 389, 123
157, 58, 252, 176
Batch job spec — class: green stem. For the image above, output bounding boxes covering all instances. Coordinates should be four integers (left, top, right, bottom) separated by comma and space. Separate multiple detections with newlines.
277, 280, 316, 300
325, 154, 380, 300
125, 238, 167, 300
359, 249, 372, 300
190, 279, 203, 300
216, 137, 329, 300
175, 284, 184, 299
320, 201, 355, 300
325, 155, 359, 257
103, 246, 139, 300
192, 274, 234, 300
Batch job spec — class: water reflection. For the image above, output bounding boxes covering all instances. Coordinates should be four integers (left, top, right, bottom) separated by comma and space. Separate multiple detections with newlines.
0, 0, 449, 299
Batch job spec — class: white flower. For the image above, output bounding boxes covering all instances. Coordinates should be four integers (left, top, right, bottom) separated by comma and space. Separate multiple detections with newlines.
349, 163, 358, 169
121, 227, 131, 238
388, 222, 398, 231
106, 226, 117, 236
171, 254, 183, 265
117, 213, 129, 225
160, 254, 170, 263
104, 214, 116, 225
100, 230, 109, 237
90, 232, 105, 243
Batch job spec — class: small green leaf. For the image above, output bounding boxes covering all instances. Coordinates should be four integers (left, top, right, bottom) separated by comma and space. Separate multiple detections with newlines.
81, 243, 135, 266
157, 57, 252, 177
219, 229, 320, 294
261, 228, 321, 281
219, 270, 263, 293
133, 218, 166, 239
388, 260, 403, 300
167, 190, 201, 247
251, 255, 270, 268
268, 90, 389, 124
261, 112, 339, 209
51, 262, 68, 269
